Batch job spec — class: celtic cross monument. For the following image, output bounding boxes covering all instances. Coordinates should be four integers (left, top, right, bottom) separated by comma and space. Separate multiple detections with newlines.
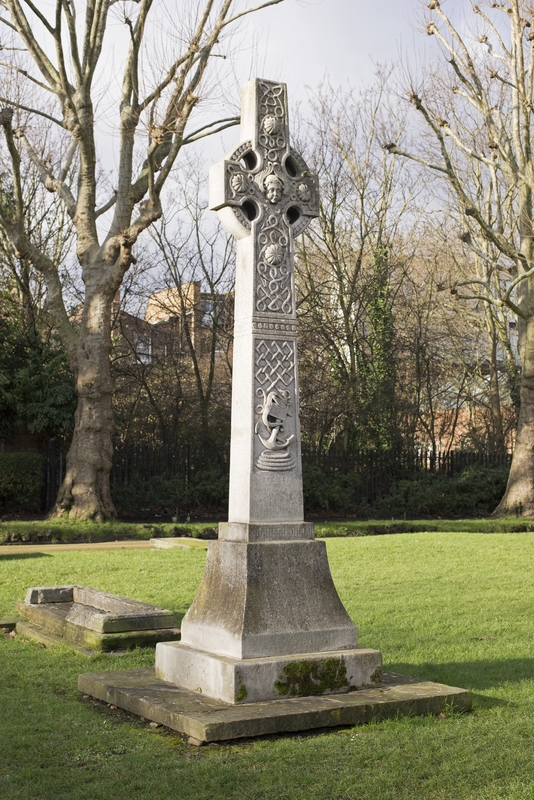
155, 80, 382, 703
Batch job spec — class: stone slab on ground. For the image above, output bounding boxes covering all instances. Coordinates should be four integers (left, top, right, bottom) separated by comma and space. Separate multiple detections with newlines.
0, 617, 21, 631
17, 621, 96, 655
150, 538, 209, 550
78, 667, 472, 744
16, 618, 180, 654
16, 586, 180, 653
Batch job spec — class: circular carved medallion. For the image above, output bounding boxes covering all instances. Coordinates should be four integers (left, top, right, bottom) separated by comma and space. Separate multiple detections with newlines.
230, 172, 248, 193
296, 183, 311, 203
262, 115, 282, 136
264, 244, 285, 266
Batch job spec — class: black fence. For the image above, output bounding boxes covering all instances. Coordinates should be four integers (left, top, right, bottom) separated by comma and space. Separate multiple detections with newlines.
302, 447, 512, 508
43, 439, 512, 512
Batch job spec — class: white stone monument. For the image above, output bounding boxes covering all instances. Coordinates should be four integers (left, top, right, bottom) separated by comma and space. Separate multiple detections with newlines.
155, 79, 382, 703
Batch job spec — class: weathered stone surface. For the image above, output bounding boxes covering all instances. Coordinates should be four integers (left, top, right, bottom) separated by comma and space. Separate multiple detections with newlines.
17, 618, 180, 653
65, 602, 176, 633
156, 643, 382, 704
17, 600, 70, 636
219, 522, 314, 542
17, 621, 95, 655
18, 586, 180, 652
72, 587, 172, 618
178, 539, 357, 659
78, 668, 472, 743
25, 585, 75, 604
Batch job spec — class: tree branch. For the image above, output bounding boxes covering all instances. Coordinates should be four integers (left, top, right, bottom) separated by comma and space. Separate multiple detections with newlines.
0, 97, 62, 126
222, 0, 284, 28
181, 115, 239, 144
15, 128, 77, 216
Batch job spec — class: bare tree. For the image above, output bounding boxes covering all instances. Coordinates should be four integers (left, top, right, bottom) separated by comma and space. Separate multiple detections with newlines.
387, 0, 534, 514
113, 172, 234, 450
0, 0, 283, 520
296, 81, 421, 453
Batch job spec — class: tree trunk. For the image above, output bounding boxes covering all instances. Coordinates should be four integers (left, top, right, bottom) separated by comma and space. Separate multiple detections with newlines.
487, 311, 506, 454
50, 289, 116, 521
493, 315, 534, 517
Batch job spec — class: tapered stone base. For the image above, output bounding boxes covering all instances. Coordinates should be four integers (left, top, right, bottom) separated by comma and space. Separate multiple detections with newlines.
179, 537, 357, 659
156, 642, 382, 704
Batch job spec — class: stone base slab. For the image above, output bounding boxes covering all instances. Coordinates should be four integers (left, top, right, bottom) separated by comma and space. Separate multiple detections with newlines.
78, 667, 472, 744
155, 642, 382, 703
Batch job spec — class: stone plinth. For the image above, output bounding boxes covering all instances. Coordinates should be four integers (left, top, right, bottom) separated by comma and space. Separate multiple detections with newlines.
177, 535, 357, 659
156, 642, 382, 704
155, 522, 382, 703
17, 586, 180, 653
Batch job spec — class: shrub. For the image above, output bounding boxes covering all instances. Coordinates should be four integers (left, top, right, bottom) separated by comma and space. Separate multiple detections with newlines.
302, 465, 361, 512
112, 468, 229, 517
0, 452, 43, 512
375, 464, 509, 518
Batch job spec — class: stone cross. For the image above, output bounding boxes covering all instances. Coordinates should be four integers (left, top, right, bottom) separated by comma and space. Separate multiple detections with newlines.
209, 78, 319, 523
154, 80, 381, 705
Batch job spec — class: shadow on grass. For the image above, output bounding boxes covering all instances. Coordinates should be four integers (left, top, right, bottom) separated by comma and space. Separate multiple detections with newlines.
389, 658, 534, 692
0, 552, 53, 560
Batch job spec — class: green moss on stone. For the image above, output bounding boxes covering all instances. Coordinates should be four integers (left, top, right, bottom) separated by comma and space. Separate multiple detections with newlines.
236, 676, 248, 702
274, 658, 349, 697
370, 666, 383, 684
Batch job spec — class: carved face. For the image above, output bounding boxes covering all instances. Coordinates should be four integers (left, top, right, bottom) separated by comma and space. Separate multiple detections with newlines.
264, 174, 283, 204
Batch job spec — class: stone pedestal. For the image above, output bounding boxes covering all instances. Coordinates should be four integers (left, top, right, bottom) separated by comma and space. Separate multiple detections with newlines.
155, 522, 382, 703
156, 642, 382, 705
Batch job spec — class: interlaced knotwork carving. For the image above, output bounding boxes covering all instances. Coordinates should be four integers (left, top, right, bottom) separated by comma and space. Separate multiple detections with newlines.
258, 82, 286, 162
255, 339, 295, 395
210, 79, 320, 477
256, 212, 292, 313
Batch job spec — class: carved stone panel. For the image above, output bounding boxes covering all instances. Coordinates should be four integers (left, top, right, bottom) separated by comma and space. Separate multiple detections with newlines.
254, 338, 297, 471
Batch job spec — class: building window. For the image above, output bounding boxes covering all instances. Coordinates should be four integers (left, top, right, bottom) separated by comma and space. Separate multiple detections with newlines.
134, 334, 152, 364
201, 299, 214, 328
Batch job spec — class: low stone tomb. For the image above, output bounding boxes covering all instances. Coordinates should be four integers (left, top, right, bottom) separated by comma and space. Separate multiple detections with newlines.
17, 586, 180, 653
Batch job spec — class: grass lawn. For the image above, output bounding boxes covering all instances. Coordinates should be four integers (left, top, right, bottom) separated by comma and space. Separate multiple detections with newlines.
2, 532, 534, 799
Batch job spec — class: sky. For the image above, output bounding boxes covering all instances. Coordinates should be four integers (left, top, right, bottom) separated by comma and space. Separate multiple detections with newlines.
235, 0, 424, 100
192, 0, 439, 164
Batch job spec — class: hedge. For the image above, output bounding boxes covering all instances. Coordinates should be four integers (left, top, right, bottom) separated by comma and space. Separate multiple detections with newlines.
0, 452, 43, 512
